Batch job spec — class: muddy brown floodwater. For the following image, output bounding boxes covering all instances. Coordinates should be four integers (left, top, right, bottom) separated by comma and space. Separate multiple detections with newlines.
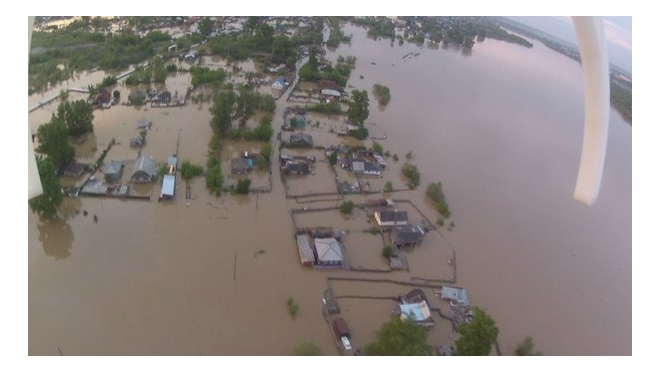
28, 23, 631, 356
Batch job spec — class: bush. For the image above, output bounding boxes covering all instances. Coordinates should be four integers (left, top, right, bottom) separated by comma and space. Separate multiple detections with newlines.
393, 154, 399, 162
382, 245, 393, 258
294, 342, 321, 356
372, 83, 391, 106
340, 200, 354, 214
236, 177, 251, 194
181, 160, 203, 181
372, 141, 384, 155
329, 152, 338, 166
287, 296, 299, 317
349, 127, 369, 140
401, 163, 420, 188
384, 181, 393, 193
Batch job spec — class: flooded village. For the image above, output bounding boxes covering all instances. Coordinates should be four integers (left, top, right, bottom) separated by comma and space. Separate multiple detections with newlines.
28, 16, 632, 356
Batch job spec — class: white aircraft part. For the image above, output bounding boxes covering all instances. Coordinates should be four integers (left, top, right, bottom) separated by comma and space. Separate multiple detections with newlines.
572, 16, 610, 206
28, 16, 43, 200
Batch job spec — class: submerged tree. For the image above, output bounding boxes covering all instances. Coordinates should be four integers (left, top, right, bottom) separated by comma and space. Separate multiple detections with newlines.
347, 89, 369, 126
294, 341, 321, 356
454, 306, 499, 356
363, 318, 432, 356
514, 336, 543, 356
210, 91, 236, 136
36, 115, 75, 172
57, 99, 94, 137
29, 158, 63, 219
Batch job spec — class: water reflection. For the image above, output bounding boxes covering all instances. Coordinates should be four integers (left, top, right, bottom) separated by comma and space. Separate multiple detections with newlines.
38, 218, 74, 260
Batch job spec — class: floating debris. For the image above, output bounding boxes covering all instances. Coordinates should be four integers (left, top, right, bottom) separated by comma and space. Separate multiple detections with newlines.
93, 214, 98, 223
83, 210, 88, 217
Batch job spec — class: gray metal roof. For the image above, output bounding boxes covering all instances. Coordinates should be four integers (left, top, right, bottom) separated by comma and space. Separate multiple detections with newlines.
133, 155, 157, 178
315, 238, 343, 263
297, 234, 315, 264
104, 161, 123, 175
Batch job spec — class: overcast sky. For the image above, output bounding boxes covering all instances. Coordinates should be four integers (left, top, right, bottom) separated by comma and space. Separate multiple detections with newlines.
506, 16, 632, 73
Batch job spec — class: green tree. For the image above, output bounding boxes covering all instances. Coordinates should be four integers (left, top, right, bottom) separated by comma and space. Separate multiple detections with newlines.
347, 89, 369, 126
205, 157, 224, 196
384, 181, 393, 192
244, 17, 259, 35
401, 163, 420, 188
153, 63, 168, 83
514, 336, 542, 356
454, 306, 499, 356
329, 152, 338, 166
340, 200, 354, 214
29, 158, 63, 219
57, 99, 94, 137
363, 318, 432, 356
210, 91, 236, 136
255, 24, 274, 51
198, 17, 213, 36
260, 143, 272, 162
294, 341, 322, 356
234, 88, 259, 126
36, 116, 75, 172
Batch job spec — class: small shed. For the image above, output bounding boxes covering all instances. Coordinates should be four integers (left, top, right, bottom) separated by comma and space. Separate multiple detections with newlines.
137, 119, 152, 130
271, 77, 286, 90
440, 286, 469, 307
297, 234, 315, 267
321, 89, 342, 98
160, 174, 176, 199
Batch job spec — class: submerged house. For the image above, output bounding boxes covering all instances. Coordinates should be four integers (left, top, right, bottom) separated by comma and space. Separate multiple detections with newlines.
289, 132, 313, 147
231, 157, 253, 175
104, 161, 124, 181
391, 225, 425, 248
314, 237, 343, 266
131, 155, 158, 183
63, 160, 87, 178
282, 161, 310, 175
440, 286, 469, 307
94, 89, 112, 106
399, 288, 435, 328
374, 210, 408, 227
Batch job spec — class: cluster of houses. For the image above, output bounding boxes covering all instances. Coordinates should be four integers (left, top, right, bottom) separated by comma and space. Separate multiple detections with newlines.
332, 148, 387, 178
294, 200, 427, 270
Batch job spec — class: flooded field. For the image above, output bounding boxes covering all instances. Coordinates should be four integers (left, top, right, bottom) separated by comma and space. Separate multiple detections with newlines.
29, 22, 631, 356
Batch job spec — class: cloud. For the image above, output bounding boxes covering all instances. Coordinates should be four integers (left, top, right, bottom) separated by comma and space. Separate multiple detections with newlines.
603, 18, 632, 53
